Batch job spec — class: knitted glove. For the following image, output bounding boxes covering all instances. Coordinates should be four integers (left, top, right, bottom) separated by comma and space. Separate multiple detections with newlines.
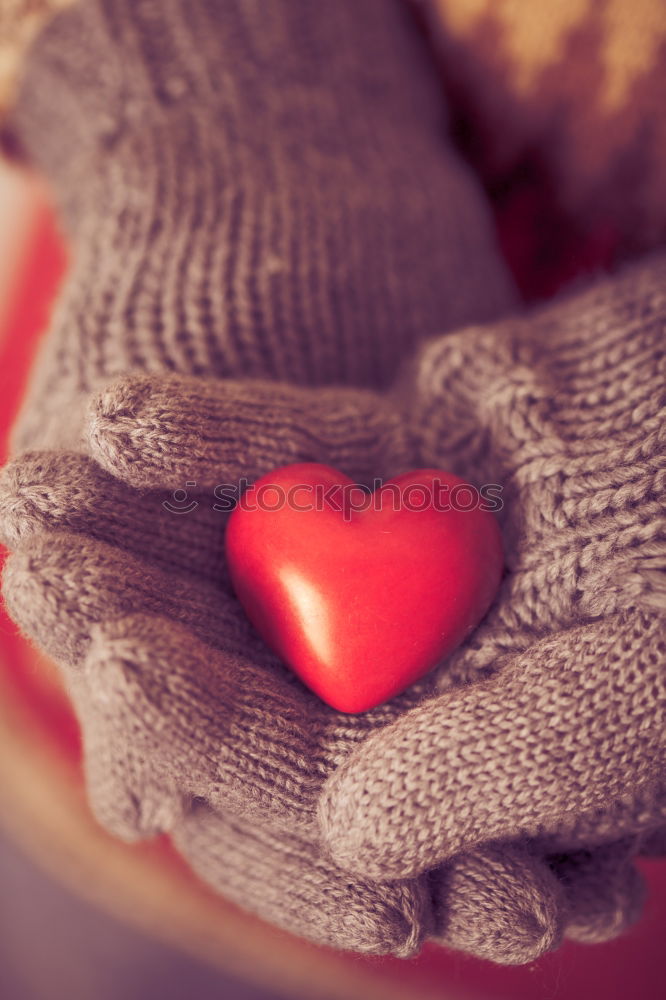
71, 255, 663, 956
4, 277, 664, 959
4, 368, 653, 962
1, 0, 663, 963
317, 253, 666, 881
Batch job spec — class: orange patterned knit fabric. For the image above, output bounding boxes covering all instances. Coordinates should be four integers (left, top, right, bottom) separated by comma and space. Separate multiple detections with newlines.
424, 0, 666, 253
0, 1, 75, 118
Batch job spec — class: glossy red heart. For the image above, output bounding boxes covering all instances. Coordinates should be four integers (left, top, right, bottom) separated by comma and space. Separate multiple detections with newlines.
225, 464, 503, 713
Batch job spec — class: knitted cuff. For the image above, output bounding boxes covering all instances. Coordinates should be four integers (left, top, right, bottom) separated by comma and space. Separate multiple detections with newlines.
10, 0, 515, 456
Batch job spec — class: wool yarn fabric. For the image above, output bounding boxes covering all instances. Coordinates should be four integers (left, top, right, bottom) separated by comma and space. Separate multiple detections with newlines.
1, 0, 664, 963
8, 0, 514, 453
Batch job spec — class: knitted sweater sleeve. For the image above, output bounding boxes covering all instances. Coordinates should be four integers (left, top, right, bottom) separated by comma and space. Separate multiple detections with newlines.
7, 0, 515, 455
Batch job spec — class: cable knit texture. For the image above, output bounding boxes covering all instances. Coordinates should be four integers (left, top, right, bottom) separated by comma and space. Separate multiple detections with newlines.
1, 0, 664, 963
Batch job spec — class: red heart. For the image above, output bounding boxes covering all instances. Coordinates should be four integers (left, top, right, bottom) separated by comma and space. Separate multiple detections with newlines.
225, 464, 503, 713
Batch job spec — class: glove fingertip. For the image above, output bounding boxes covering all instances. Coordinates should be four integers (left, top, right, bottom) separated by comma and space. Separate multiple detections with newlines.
432, 844, 566, 965
1, 538, 81, 668
318, 758, 453, 880
0, 450, 115, 549
79, 615, 193, 840
83, 741, 188, 842
86, 374, 170, 488
0, 456, 35, 549
173, 802, 431, 957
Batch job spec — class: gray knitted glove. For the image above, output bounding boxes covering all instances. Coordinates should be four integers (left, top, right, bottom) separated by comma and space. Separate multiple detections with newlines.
1, 0, 663, 964
1, 375, 572, 962
318, 254, 666, 885
4, 277, 664, 958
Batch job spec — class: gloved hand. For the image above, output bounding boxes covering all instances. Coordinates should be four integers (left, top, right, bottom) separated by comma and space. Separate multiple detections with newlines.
2, 0, 663, 964
5, 356, 658, 961
4, 263, 664, 959
317, 251, 666, 897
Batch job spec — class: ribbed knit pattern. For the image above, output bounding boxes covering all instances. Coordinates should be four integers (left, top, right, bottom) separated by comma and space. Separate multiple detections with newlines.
1, 0, 664, 962
9, 0, 514, 454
